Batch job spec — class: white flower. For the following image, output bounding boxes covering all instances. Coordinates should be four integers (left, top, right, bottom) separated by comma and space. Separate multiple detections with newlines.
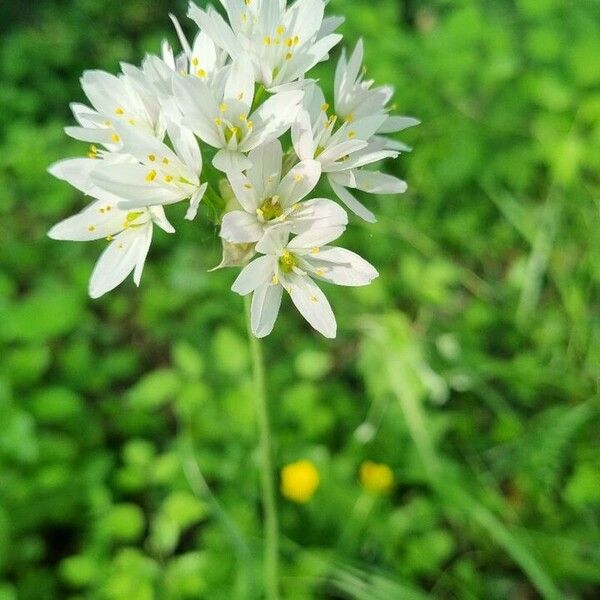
220, 139, 347, 245
174, 53, 303, 173
48, 162, 175, 299
334, 39, 420, 151
292, 84, 404, 222
188, 0, 342, 89
66, 69, 165, 150
89, 115, 207, 221
231, 227, 378, 338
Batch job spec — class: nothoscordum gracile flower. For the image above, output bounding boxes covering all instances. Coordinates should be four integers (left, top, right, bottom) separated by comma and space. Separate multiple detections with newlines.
48, 1, 416, 338
231, 228, 378, 338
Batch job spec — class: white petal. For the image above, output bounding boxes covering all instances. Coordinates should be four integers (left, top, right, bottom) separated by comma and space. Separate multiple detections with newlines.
213, 149, 253, 174
228, 171, 259, 213
337, 150, 399, 171
242, 91, 304, 152
353, 170, 407, 194
188, 3, 242, 59
378, 116, 421, 134
133, 224, 154, 286
185, 183, 208, 221
231, 256, 275, 296
280, 34, 342, 85
251, 283, 283, 338
289, 198, 348, 234
91, 163, 184, 206
276, 159, 321, 207
224, 53, 254, 110
88, 226, 152, 299
318, 139, 368, 165
173, 75, 222, 148
165, 114, 202, 174
150, 205, 176, 233
288, 225, 345, 249
285, 273, 336, 338
64, 126, 115, 145
220, 211, 263, 244
305, 247, 379, 286
328, 178, 377, 223
48, 199, 134, 242
319, 15, 344, 38
256, 227, 289, 256
247, 140, 282, 198
292, 109, 315, 161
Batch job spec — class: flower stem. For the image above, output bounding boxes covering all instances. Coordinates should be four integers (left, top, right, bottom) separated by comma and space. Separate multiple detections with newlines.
244, 295, 280, 600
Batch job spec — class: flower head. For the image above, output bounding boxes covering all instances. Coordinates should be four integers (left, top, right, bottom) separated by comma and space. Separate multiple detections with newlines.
281, 460, 320, 504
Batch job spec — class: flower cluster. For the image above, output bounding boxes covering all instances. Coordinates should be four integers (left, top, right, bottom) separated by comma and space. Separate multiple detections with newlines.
48, 0, 417, 338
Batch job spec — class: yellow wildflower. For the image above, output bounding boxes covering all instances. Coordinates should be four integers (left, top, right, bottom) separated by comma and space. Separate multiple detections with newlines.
280, 460, 320, 504
360, 461, 394, 494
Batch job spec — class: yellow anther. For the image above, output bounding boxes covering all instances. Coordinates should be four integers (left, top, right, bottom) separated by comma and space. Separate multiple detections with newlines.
106, 235, 114, 242
285, 52, 293, 61
196, 69, 207, 78
111, 133, 121, 143
192, 57, 199, 66
244, 183, 253, 189
277, 25, 285, 36
100, 208, 105, 214
128, 119, 136, 125
87, 225, 96, 232
320, 103, 329, 112
293, 174, 303, 182
148, 154, 156, 161
264, 36, 271, 46
103, 120, 112, 127
293, 35, 299, 45
219, 103, 228, 113
316, 268, 326, 276
146, 170, 157, 182
345, 113, 355, 123
87, 144, 98, 159
311, 247, 320, 254
348, 130, 357, 139
241, 12, 248, 23
164, 175, 174, 183
126, 211, 144, 222
285, 37, 293, 47
237, 91, 245, 100
162, 157, 169, 165
245, 0, 251, 5
271, 275, 279, 285
106, 205, 112, 211
115, 107, 125, 115
246, 120, 254, 129
310, 295, 318, 303
292, 203, 301, 211
214, 117, 223, 126
239, 113, 247, 122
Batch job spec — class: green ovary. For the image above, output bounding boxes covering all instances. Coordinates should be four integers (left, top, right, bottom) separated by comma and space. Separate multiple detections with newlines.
259, 198, 283, 221
279, 251, 297, 274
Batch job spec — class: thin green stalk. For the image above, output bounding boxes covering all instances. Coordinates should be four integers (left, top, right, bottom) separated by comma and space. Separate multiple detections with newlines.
244, 295, 280, 600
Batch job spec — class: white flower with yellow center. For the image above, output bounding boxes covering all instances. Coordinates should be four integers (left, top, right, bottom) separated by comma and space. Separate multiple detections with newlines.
48, 160, 175, 299
220, 139, 347, 245
174, 53, 303, 173
292, 83, 409, 222
231, 227, 378, 338
89, 116, 207, 221
67, 69, 165, 150
188, 0, 342, 89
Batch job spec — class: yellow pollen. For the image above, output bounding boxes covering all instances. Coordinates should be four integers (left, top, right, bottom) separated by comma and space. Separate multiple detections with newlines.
239, 113, 247, 122
164, 175, 174, 183
320, 103, 329, 112
277, 25, 285, 36
311, 247, 320, 254
214, 117, 223, 126
285, 52, 293, 61
146, 170, 157, 182
219, 103, 228, 113
192, 57, 199, 66
246, 120, 254, 129
148, 154, 156, 161
244, 183, 253, 189
264, 36, 271, 46
103, 120, 112, 127
285, 37, 293, 47
162, 157, 169, 164
87, 225, 96, 232
316, 268, 326, 276
197, 69, 207, 78
106, 235, 114, 241
310, 295, 318, 303
245, 0, 251, 5
237, 91, 245, 100
271, 275, 279, 285
115, 107, 125, 115
293, 35, 299, 45
348, 131, 357, 139
111, 134, 121, 143
345, 113, 355, 123
128, 119, 136, 125
293, 174, 303, 182
100, 208, 105, 214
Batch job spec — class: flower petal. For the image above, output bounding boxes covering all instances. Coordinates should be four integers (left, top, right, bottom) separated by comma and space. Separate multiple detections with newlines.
220, 211, 263, 244
277, 159, 321, 206
251, 282, 283, 338
285, 273, 336, 338
328, 178, 377, 223
305, 247, 379, 286
231, 255, 275, 296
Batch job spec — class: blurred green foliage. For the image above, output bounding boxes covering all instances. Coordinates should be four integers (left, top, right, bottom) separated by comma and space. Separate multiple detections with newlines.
1, 0, 599, 598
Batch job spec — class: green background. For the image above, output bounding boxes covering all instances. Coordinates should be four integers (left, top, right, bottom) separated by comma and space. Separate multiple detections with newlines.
0, 0, 599, 598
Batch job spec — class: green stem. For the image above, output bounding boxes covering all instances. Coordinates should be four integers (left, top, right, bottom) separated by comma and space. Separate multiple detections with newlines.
244, 295, 280, 600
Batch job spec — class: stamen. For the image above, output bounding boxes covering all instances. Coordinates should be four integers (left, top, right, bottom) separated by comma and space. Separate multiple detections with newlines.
264, 36, 271, 46
164, 175, 174, 183
192, 57, 199, 66
146, 170, 157, 182
219, 103, 228, 113
320, 103, 329, 112
115, 107, 125, 115
311, 247, 320, 254
111, 133, 121, 143
197, 69, 207, 78
148, 154, 156, 161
